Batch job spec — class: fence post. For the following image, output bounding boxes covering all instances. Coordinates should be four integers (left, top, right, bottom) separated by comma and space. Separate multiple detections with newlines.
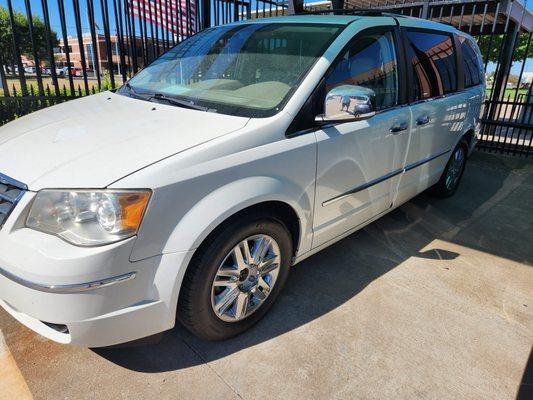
0, 55, 10, 97
490, 20, 519, 116
420, 0, 430, 20
200, 0, 211, 29
331, 0, 344, 13
6, 0, 28, 96
287, 0, 304, 15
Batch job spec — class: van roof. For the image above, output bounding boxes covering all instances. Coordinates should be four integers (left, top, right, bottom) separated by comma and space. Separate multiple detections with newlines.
230, 13, 460, 35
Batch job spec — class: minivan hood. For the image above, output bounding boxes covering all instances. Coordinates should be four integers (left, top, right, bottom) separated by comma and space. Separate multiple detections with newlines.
0, 92, 249, 190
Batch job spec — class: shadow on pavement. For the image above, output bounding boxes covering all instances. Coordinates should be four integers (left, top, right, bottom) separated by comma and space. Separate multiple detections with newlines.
94, 153, 533, 373
517, 346, 533, 399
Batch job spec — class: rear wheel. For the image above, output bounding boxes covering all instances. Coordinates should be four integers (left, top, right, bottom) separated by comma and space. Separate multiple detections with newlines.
430, 138, 468, 198
178, 214, 292, 341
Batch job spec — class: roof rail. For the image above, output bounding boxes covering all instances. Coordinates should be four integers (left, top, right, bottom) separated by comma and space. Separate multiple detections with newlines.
297, 8, 401, 17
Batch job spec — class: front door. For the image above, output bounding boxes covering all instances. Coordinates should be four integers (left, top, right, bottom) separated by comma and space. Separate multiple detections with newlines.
312, 25, 412, 248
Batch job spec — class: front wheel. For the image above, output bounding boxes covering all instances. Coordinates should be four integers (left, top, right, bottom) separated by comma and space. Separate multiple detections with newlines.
178, 214, 292, 341
430, 138, 468, 198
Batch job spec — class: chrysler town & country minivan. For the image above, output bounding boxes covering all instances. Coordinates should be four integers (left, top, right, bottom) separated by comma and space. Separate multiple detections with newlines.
0, 13, 485, 345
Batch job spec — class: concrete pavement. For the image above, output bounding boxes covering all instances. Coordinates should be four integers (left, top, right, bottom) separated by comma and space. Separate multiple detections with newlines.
1, 152, 532, 400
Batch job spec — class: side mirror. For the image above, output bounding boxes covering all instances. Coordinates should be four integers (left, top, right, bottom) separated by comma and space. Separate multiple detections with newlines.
315, 85, 376, 123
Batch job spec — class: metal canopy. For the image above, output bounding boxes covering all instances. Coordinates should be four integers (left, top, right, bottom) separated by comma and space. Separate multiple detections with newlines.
341, 0, 532, 34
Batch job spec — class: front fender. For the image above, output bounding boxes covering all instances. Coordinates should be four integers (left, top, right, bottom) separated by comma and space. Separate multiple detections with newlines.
161, 176, 313, 256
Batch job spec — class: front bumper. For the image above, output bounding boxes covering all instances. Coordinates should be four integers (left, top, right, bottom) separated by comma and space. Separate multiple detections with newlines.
0, 194, 194, 347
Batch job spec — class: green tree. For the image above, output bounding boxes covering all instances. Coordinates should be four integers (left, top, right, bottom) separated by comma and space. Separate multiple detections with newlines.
0, 5, 59, 65
476, 33, 530, 63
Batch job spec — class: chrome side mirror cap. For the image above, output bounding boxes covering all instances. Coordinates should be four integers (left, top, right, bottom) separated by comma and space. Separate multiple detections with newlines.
315, 85, 376, 123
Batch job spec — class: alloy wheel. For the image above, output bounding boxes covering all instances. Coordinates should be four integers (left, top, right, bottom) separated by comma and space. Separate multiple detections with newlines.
445, 147, 465, 190
211, 234, 281, 322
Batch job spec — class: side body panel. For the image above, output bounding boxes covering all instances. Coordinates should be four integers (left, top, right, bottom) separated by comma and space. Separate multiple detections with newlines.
394, 21, 484, 206
395, 96, 459, 205
113, 112, 318, 261
311, 18, 413, 248
312, 107, 412, 247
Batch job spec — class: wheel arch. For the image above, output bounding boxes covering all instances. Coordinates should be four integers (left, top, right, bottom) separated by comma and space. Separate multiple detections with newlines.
462, 128, 476, 147
193, 200, 301, 258
161, 176, 311, 258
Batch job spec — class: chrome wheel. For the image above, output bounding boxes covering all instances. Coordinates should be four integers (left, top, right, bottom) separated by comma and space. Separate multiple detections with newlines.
211, 234, 281, 322
445, 146, 465, 190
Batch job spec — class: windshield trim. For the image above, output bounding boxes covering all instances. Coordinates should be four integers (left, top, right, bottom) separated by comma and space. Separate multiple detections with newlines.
118, 22, 346, 118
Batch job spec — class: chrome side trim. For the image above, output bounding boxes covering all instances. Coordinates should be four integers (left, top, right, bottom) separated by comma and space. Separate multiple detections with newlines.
0, 268, 136, 293
322, 149, 451, 206
322, 167, 404, 206
404, 149, 451, 172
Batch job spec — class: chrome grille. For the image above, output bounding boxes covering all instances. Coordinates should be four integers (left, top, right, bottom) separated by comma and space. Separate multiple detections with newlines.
0, 173, 27, 229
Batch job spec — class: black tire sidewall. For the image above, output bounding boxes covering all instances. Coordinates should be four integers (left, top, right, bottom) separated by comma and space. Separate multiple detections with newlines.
179, 216, 292, 341
433, 139, 469, 197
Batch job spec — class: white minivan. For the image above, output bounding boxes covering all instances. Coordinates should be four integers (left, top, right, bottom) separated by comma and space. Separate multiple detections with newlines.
0, 13, 484, 346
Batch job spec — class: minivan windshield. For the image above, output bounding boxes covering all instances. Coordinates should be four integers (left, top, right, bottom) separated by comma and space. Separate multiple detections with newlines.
120, 23, 342, 117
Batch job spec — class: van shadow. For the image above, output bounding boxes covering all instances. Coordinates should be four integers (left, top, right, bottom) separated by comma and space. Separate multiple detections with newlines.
93, 154, 531, 372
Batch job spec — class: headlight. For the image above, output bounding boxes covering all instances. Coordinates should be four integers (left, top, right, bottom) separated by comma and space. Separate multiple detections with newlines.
26, 190, 151, 246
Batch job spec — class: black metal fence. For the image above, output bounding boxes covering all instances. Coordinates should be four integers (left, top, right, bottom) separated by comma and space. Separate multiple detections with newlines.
0, 0, 532, 156
0, 0, 202, 103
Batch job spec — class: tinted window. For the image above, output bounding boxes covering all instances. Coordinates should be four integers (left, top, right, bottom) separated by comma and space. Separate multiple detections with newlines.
406, 31, 457, 100
459, 36, 484, 87
326, 30, 398, 110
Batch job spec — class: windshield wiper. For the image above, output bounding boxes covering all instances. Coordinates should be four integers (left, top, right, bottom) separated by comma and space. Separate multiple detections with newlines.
150, 92, 211, 112
123, 82, 150, 100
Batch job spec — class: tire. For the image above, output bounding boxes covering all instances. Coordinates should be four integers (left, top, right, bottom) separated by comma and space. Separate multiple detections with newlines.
178, 213, 293, 341
430, 138, 469, 198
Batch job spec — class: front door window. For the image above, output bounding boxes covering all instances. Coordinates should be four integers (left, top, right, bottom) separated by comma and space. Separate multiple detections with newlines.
325, 30, 399, 111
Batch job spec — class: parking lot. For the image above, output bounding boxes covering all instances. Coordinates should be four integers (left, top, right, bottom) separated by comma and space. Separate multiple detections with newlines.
1, 152, 532, 400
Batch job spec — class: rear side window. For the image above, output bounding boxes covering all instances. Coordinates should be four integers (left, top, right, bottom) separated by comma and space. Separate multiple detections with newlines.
325, 30, 399, 110
405, 31, 457, 100
459, 36, 484, 87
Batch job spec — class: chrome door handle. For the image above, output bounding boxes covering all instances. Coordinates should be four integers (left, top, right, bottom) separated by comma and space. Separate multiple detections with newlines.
416, 116, 431, 126
390, 122, 408, 134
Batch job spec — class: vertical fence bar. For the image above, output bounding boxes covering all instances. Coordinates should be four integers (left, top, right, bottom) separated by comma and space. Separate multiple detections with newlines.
72, 0, 90, 93
458, 3, 465, 29
147, 0, 156, 59
153, 0, 161, 56
177, 1, 184, 43
58, 0, 75, 94
156, 0, 165, 52
123, 0, 134, 74
24, 0, 45, 96
488, 3, 516, 146
468, 3, 477, 34
525, 86, 533, 157
165, 0, 171, 47
138, 0, 148, 65
483, 2, 514, 150
186, 0, 192, 37
113, 0, 127, 82
100, 0, 116, 88
87, 0, 102, 90
171, 0, 177, 46
130, 0, 139, 72
0, 53, 10, 97
41, 0, 61, 95
6, 0, 28, 96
